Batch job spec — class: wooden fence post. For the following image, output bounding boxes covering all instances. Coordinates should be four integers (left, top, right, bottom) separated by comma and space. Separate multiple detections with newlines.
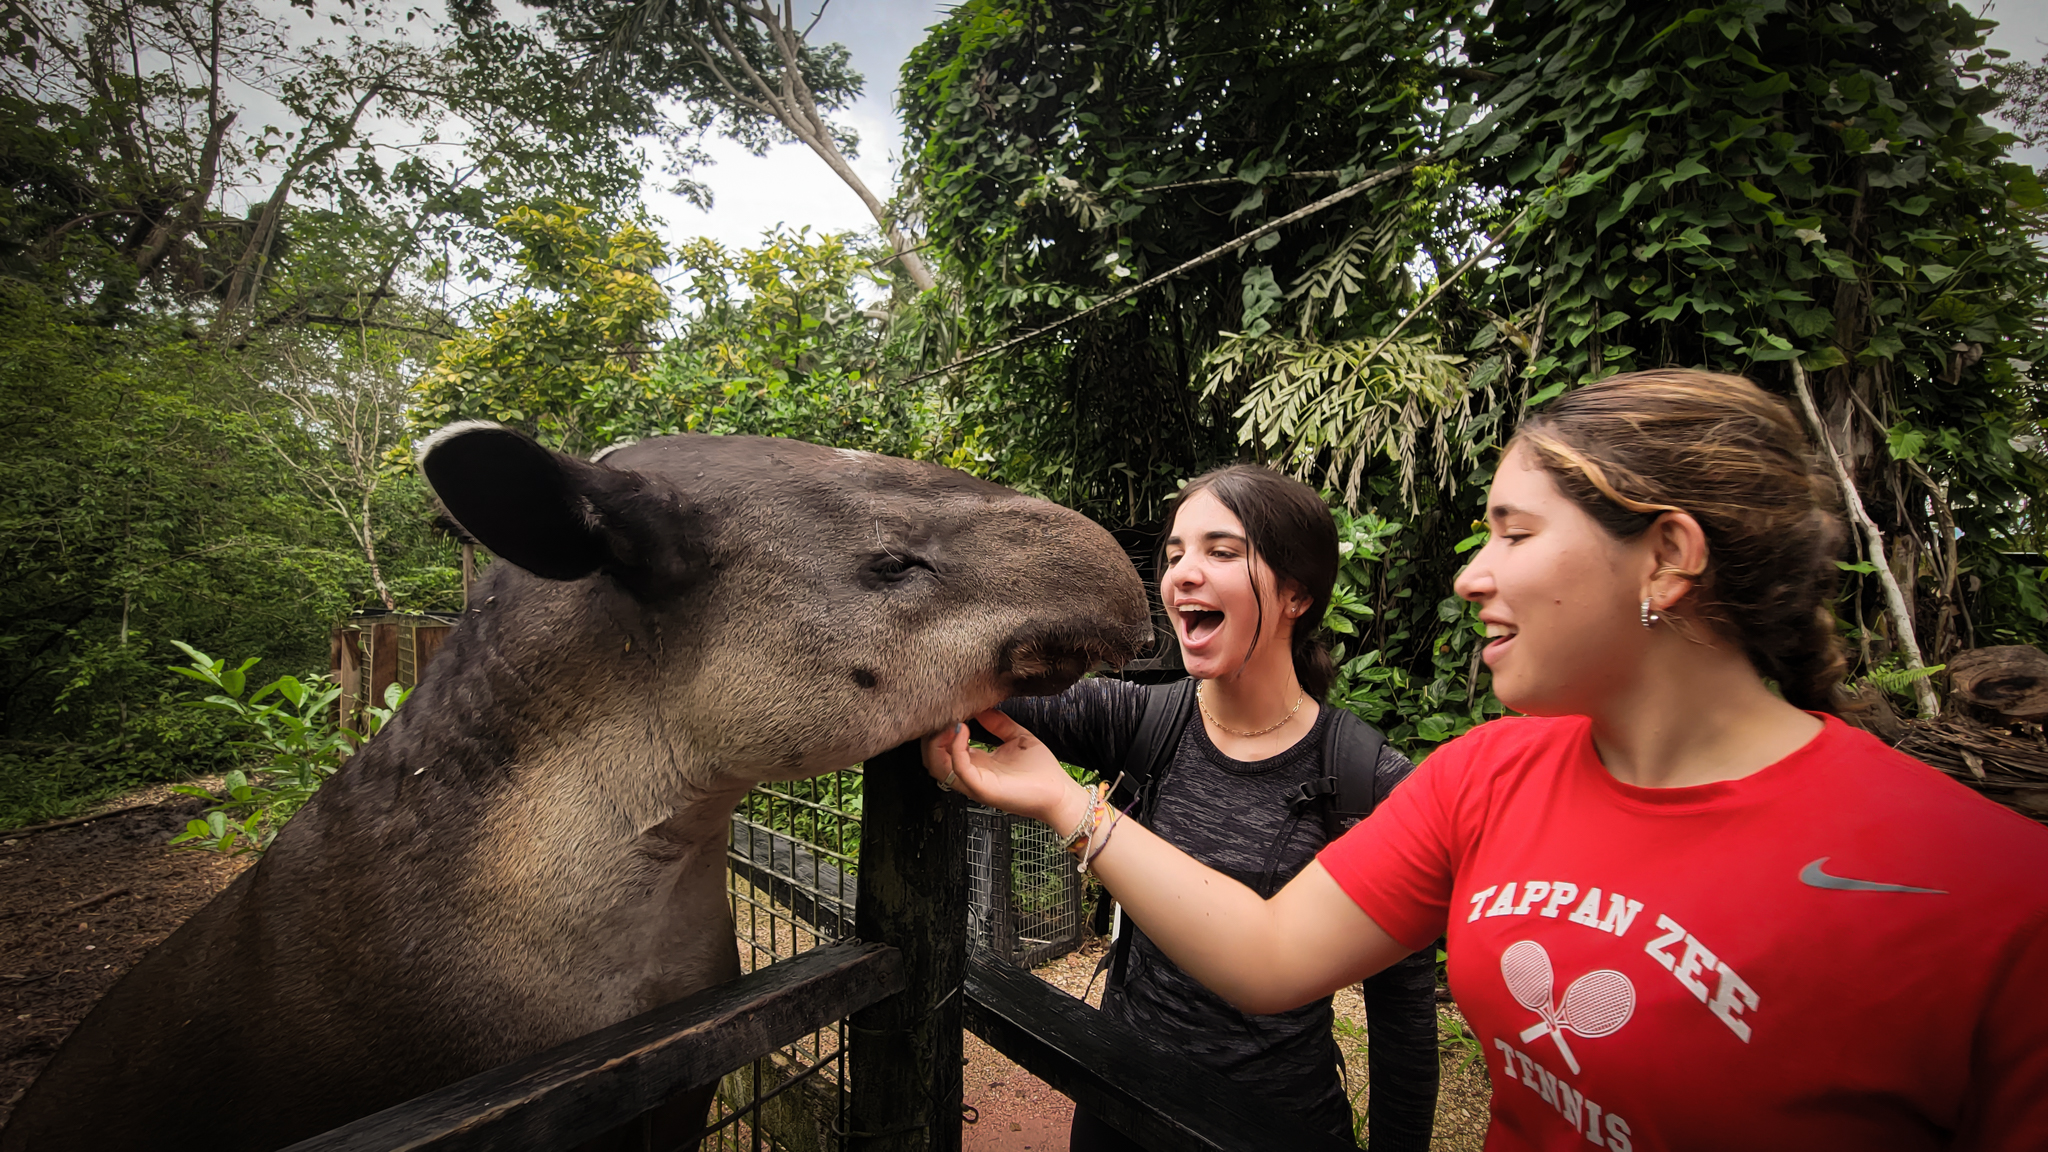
848, 741, 966, 1152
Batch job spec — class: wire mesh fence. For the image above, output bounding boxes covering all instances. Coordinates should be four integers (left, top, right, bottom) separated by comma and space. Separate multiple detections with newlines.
711, 768, 863, 1152
967, 806, 1088, 969
710, 777, 1086, 1151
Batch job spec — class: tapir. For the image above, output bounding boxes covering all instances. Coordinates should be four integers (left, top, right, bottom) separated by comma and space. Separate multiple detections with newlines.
0, 424, 1151, 1151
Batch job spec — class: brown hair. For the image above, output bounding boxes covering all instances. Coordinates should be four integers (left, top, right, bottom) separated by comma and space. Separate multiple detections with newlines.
1159, 465, 1340, 699
1511, 369, 1848, 713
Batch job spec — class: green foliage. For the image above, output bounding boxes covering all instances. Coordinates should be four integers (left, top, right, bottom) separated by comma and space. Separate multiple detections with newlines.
651, 229, 962, 461
414, 205, 673, 454
900, 0, 1470, 527
4, 0, 663, 326
1855, 657, 1945, 702
1444, 0, 2048, 662
164, 641, 407, 853
0, 287, 372, 740
1207, 333, 1477, 507
737, 770, 865, 874
415, 218, 965, 460
1438, 1004, 1488, 1075
1324, 504, 1506, 756
1991, 55, 2048, 151
527, 0, 864, 160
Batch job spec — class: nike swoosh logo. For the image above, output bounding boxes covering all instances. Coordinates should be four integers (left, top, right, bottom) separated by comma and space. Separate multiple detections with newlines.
1800, 857, 1946, 894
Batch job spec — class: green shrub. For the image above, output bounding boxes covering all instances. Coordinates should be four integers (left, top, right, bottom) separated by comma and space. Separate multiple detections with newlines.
164, 641, 406, 853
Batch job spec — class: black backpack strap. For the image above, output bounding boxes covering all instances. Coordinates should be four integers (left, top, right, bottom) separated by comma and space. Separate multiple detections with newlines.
1117, 677, 1197, 815
1104, 677, 1197, 993
1292, 706, 1389, 841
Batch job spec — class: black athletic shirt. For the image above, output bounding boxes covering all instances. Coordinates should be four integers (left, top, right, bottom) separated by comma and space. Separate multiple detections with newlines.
1000, 678, 1439, 1149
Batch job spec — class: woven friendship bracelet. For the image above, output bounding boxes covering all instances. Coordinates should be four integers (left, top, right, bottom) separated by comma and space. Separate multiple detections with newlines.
1078, 803, 1123, 875
1059, 781, 1098, 853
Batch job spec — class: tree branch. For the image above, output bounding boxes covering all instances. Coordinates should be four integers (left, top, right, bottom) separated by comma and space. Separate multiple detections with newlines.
1790, 359, 1938, 717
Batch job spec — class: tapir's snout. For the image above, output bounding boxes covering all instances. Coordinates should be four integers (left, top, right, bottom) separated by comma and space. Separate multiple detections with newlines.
991, 501, 1153, 697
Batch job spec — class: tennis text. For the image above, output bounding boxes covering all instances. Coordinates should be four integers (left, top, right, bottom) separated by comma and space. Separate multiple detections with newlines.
1494, 1038, 1634, 1151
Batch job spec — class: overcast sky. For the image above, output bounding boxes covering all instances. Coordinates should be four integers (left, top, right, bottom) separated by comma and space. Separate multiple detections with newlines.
644, 0, 945, 256
650, 1, 2048, 255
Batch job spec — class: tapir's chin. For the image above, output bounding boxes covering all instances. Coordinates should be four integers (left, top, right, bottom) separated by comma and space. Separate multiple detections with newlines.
1003, 666, 1092, 697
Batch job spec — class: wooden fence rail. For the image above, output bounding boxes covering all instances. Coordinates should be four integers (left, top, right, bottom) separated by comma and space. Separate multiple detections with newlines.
281, 943, 904, 1152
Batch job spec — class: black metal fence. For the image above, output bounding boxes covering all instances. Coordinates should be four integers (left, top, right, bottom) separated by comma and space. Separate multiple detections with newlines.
285, 742, 1343, 1152
965, 806, 1088, 968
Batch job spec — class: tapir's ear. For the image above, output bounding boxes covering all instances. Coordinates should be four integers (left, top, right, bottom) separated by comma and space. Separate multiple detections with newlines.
419, 422, 699, 592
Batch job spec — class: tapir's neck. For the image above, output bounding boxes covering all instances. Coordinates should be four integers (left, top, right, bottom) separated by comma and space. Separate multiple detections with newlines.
451, 715, 752, 1005
328, 620, 758, 1016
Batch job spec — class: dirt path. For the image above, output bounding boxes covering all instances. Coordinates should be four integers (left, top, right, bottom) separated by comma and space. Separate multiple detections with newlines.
0, 794, 1492, 1148
0, 787, 254, 1126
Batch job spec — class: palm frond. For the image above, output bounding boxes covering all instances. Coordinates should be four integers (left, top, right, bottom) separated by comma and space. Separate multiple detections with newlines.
1202, 331, 1477, 508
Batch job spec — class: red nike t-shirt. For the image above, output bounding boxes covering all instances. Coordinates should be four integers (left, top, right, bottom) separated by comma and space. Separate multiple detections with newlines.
1318, 714, 2048, 1151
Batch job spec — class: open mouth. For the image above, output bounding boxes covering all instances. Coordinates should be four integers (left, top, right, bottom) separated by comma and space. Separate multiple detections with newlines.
1176, 605, 1225, 646
1482, 621, 1518, 662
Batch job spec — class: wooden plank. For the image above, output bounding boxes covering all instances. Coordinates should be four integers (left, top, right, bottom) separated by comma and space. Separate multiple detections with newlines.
848, 742, 967, 1152
409, 622, 452, 688
728, 814, 857, 941
281, 942, 904, 1152
963, 952, 1359, 1152
334, 627, 365, 735
368, 621, 399, 713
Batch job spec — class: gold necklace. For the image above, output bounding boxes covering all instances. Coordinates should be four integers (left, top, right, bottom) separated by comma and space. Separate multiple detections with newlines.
1197, 680, 1305, 738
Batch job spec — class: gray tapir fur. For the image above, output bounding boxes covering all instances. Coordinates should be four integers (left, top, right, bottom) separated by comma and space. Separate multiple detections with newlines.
0, 426, 1150, 1151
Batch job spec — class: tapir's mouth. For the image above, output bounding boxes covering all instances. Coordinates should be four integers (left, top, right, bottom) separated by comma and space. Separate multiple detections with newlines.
998, 622, 1148, 696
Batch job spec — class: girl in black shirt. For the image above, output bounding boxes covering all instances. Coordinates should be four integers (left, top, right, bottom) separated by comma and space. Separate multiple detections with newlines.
957, 465, 1438, 1149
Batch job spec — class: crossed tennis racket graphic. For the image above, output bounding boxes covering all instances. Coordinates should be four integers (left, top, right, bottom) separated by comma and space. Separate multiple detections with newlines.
1500, 940, 1637, 1074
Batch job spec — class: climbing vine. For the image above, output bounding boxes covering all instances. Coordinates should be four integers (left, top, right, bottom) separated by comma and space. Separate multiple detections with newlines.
1446, 0, 2048, 663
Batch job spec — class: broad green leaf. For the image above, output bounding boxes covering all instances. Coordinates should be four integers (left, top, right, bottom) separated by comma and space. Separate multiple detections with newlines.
1798, 346, 1848, 372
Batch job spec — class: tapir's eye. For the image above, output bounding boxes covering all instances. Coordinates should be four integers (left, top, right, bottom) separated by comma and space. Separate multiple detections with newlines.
865, 551, 936, 587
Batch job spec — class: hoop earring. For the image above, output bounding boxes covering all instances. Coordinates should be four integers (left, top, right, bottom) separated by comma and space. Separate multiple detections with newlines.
1641, 598, 1660, 629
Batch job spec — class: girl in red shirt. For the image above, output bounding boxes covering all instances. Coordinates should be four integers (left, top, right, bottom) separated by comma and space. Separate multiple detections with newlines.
927, 369, 2048, 1150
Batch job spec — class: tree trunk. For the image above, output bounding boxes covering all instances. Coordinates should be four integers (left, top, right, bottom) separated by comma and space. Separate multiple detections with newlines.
696, 3, 939, 294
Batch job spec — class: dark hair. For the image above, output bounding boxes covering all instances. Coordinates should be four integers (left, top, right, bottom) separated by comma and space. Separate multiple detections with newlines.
1157, 464, 1340, 699
1511, 369, 1848, 713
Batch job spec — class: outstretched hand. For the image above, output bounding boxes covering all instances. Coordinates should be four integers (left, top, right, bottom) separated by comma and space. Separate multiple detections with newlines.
922, 710, 1089, 833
